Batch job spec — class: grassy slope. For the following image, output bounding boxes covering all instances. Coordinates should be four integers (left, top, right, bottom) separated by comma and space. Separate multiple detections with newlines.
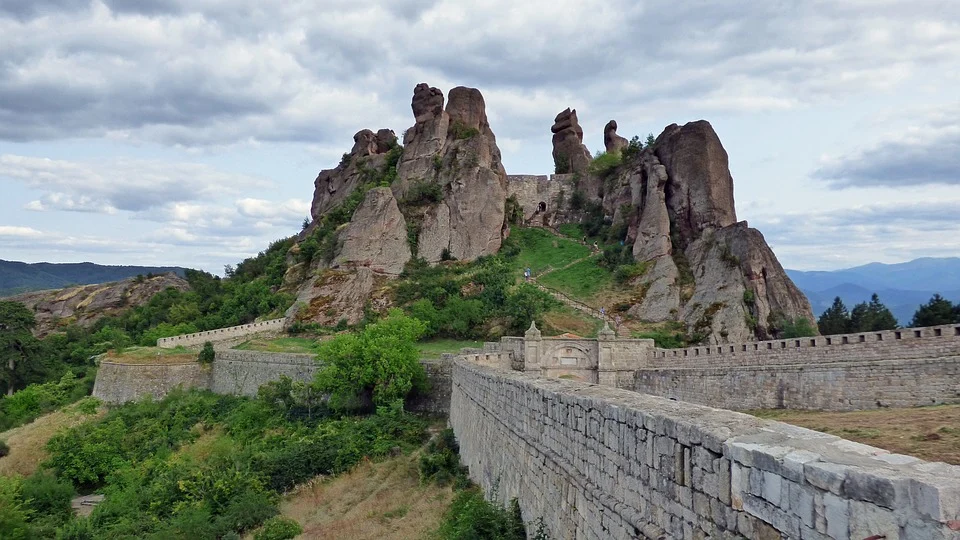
417, 339, 485, 358
104, 346, 199, 364
749, 404, 960, 465
509, 228, 590, 276
277, 451, 454, 539
0, 401, 104, 477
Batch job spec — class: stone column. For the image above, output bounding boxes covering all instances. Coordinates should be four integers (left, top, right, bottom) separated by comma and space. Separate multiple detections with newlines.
597, 322, 617, 386
524, 321, 542, 373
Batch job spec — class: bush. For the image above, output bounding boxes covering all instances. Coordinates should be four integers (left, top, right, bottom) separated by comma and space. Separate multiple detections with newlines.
588, 150, 622, 178
404, 181, 444, 206
613, 263, 647, 284
21, 471, 73, 520
436, 489, 526, 540
450, 121, 480, 140
419, 429, 468, 487
254, 516, 302, 540
198, 341, 215, 365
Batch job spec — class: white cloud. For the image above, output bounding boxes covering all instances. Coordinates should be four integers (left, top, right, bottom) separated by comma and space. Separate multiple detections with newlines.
0, 154, 272, 213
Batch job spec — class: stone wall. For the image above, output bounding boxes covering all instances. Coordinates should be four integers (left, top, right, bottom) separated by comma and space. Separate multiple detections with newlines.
636, 324, 960, 411
505, 173, 576, 225
93, 350, 453, 415
156, 318, 285, 348
450, 360, 960, 539
210, 349, 318, 396
93, 361, 211, 403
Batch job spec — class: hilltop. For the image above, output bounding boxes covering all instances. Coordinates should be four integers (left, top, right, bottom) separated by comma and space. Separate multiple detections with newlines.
0, 260, 186, 297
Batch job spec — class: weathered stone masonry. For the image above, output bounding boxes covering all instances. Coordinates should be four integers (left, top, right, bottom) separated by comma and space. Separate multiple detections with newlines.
476, 322, 960, 411
93, 350, 453, 415
451, 360, 960, 540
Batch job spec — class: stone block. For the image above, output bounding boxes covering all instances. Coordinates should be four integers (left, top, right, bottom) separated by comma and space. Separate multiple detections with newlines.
822, 492, 849, 539
804, 461, 848, 494
762, 471, 783, 506
848, 500, 898, 540
842, 468, 899, 509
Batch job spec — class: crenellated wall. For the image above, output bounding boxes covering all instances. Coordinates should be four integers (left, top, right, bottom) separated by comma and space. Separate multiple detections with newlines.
156, 319, 285, 348
450, 360, 960, 539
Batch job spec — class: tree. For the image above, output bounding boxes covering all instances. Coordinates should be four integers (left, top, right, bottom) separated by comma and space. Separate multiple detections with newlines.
817, 297, 850, 335
0, 302, 41, 396
849, 294, 898, 332
314, 309, 427, 411
198, 341, 215, 365
910, 294, 959, 327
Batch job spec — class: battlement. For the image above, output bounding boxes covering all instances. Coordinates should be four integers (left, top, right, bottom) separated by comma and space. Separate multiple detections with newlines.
156, 318, 285, 348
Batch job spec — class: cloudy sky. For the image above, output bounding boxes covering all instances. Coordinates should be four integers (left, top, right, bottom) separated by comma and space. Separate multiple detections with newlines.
1, 0, 959, 273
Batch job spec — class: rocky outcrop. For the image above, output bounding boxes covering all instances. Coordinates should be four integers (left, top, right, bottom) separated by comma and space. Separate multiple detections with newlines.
603, 120, 629, 154
551, 108, 592, 174
309, 128, 398, 224
8, 273, 190, 337
333, 187, 410, 275
395, 84, 508, 263
541, 115, 814, 343
652, 121, 737, 248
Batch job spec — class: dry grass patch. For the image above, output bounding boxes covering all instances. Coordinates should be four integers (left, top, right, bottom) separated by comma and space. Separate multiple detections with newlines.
542, 306, 604, 337
748, 404, 960, 465
278, 451, 453, 539
0, 401, 105, 477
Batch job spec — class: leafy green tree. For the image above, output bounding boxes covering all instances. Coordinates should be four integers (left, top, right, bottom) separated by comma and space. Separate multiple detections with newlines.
849, 294, 898, 331
198, 341, 215, 365
314, 310, 427, 411
645, 133, 656, 148
0, 302, 41, 395
910, 294, 959, 327
817, 297, 850, 335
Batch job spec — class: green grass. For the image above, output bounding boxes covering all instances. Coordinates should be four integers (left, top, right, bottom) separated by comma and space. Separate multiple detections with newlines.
115, 346, 194, 358
416, 339, 484, 359
557, 223, 583, 239
509, 228, 590, 275
538, 258, 612, 302
541, 306, 604, 337
234, 336, 320, 353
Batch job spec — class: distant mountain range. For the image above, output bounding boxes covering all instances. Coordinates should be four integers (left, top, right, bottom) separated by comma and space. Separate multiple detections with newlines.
787, 257, 960, 327
0, 260, 187, 297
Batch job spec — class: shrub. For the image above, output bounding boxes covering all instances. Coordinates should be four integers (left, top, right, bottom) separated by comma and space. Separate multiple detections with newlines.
254, 516, 302, 540
613, 263, 647, 284
588, 150, 622, 178
21, 471, 73, 520
419, 428, 468, 487
404, 180, 443, 206
450, 121, 480, 140
742, 290, 755, 305
436, 489, 526, 540
198, 341, 215, 365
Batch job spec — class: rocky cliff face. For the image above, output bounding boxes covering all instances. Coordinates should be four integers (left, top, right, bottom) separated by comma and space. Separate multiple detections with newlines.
549, 114, 814, 343
395, 84, 508, 263
551, 108, 592, 175
288, 83, 509, 327
8, 273, 189, 337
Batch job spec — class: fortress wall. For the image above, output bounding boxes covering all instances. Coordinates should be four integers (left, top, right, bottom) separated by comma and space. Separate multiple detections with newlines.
451, 360, 960, 540
649, 323, 960, 369
93, 350, 453, 414
93, 361, 211, 404
210, 350, 318, 396
156, 318, 285, 348
505, 174, 575, 222
630, 357, 960, 411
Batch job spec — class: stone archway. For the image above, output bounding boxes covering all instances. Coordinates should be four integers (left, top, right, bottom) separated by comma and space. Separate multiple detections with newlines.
538, 201, 547, 213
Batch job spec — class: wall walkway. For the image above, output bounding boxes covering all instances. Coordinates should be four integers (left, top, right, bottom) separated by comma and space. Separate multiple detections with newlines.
156, 319, 285, 348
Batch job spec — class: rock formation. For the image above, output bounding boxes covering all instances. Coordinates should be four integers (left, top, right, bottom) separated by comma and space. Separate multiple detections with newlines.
394, 84, 508, 263
544, 116, 814, 343
551, 108, 592, 174
333, 187, 410, 275
310, 128, 398, 224
603, 120, 629, 154
8, 273, 190, 337
614, 120, 813, 342
289, 83, 509, 327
